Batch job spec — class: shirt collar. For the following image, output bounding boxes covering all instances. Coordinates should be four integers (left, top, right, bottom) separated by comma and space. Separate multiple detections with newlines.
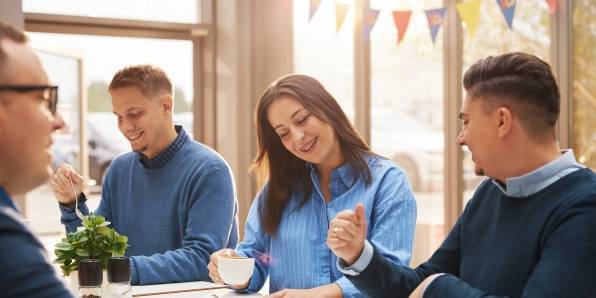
307, 155, 374, 198
139, 125, 189, 169
0, 186, 19, 212
491, 149, 586, 197
330, 162, 356, 190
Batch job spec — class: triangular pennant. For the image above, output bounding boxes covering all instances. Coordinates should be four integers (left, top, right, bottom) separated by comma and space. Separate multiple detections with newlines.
425, 8, 446, 44
546, 0, 557, 14
392, 11, 412, 44
309, 0, 323, 22
456, 0, 481, 38
365, 9, 380, 33
496, 0, 517, 29
335, 2, 350, 33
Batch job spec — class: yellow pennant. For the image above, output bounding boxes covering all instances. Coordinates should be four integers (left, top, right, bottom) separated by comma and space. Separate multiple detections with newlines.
335, 2, 350, 33
456, 0, 481, 38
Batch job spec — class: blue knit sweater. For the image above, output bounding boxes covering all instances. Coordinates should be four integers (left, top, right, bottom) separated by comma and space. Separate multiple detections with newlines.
60, 133, 238, 285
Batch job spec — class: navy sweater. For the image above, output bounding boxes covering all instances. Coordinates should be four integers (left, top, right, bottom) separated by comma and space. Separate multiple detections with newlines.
347, 168, 596, 297
60, 135, 238, 285
0, 187, 72, 297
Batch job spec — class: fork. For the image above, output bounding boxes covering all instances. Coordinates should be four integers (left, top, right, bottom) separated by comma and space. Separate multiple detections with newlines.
68, 171, 85, 220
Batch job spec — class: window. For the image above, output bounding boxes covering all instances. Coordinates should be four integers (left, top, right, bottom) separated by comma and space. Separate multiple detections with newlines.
25, 49, 82, 236
36, 50, 83, 174
26, 32, 194, 237
291, 0, 592, 261
369, 0, 444, 266
462, 0, 551, 67
572, 0, 596, 169
23, 0, 199, 23
293, 0, 355, 119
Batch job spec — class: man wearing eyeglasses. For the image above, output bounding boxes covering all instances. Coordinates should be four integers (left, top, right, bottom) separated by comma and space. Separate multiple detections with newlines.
0, 22, 72, 297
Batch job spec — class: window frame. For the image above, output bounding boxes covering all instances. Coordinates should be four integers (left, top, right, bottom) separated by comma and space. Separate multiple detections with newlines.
350, 0, 572, 232
24, 11, 215, 148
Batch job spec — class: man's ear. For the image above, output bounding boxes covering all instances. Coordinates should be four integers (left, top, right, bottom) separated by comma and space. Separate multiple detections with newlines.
159, 94, 173, 114
496, 107, 512, 138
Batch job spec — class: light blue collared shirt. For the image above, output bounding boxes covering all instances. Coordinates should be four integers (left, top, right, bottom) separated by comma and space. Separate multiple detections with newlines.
236, 155, 417, 297
491, 150, 585, 198
341, 149, 585, 277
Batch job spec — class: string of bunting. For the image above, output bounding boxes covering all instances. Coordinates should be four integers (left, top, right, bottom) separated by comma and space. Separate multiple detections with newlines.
308, 0, 558, 45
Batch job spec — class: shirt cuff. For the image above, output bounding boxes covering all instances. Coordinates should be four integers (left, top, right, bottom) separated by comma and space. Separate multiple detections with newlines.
58, 192, 87, 211
130, 257, 140, 285
334, 278, 360, 298
337, 240, 373, 276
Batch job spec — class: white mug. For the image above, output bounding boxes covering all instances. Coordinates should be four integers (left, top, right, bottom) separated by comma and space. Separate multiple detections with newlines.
217, 255, 255, 286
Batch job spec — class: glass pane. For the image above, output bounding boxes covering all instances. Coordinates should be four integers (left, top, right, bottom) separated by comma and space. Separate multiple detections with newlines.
369, 0, 444, 266
23, 0, 199, 24
27, 50, 82, 235
38, 50, 83, 174
462, 0, 551, 205
572, 0, 596, 169
26, 32, 194, 237
293, 0, 355, 119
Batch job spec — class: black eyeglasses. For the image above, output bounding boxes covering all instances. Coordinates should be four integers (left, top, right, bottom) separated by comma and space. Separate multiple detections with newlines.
0, 85, 59, 115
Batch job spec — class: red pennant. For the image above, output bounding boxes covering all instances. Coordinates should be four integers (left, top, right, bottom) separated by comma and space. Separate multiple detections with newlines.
392, 11, 412, 44
546, 0, 557, 14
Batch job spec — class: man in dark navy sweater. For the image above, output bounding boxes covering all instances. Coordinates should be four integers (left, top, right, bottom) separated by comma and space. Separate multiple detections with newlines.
326, 52, 596, 298
0, 22, 73, 297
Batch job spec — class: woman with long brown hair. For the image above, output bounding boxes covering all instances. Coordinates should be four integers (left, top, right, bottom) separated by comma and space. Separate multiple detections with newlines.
208, 74, 416, 297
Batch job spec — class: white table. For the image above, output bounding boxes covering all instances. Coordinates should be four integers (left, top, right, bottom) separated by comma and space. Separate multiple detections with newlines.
132, 281, 264, 297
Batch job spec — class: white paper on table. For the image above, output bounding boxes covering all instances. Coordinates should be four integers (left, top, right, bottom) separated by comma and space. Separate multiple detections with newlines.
131, 281, 227, 296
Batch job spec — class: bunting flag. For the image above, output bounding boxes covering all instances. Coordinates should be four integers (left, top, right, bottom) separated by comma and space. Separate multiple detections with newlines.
309, 0, 323, 22
335, 2, 350, 33
365, 9, 380, 33
425, 8, 446, 44
496, 0, 517, 29
306, 0, 546, 46
456, 0, 481, 38
546, 0, 557, 14
392, 11, 412, 44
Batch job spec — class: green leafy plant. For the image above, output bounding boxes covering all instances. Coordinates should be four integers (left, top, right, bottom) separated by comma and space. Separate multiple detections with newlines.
54, 213, 129, 276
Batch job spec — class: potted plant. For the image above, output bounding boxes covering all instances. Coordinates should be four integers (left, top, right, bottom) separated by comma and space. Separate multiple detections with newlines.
54, 213, 129, 293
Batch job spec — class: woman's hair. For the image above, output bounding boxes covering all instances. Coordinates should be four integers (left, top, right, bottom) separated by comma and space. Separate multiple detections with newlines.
251, 74, 374, 236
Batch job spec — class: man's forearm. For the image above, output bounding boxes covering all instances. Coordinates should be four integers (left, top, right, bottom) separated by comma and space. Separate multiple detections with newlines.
346, 246, 423, 298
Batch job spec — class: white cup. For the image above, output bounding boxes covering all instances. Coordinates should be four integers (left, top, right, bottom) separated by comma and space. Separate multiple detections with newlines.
217, 255, 255, 286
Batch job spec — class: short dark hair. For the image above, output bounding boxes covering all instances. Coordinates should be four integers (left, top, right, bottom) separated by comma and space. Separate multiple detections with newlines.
109, 64, 173, 98
463, 52, 560, 139
0, 22, 28, 79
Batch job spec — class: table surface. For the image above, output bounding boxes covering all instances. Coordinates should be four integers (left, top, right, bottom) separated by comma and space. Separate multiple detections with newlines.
132, 281, 265, 297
